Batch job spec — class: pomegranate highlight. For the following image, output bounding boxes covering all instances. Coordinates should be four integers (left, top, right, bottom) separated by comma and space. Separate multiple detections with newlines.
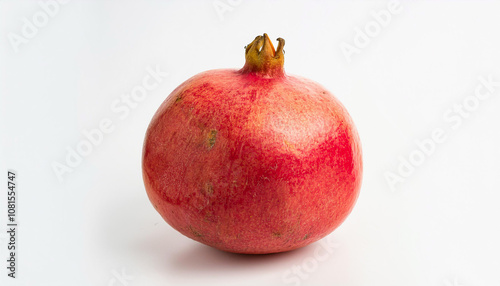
142, 34, 362, 254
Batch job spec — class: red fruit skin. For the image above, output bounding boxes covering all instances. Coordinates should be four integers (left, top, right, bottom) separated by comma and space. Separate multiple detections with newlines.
142, 69, 362, 254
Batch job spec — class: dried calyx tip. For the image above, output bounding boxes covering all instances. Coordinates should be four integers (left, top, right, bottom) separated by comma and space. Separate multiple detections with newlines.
241, 33, 285, 77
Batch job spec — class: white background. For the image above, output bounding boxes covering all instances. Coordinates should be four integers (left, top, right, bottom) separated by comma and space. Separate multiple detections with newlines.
1, 1, 500, 285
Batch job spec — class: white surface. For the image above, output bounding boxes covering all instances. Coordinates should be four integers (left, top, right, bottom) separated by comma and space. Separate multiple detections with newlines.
1, 1, 500, 285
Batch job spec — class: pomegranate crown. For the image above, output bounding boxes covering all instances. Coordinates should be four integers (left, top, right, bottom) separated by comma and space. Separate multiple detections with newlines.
240, 33, 285, 78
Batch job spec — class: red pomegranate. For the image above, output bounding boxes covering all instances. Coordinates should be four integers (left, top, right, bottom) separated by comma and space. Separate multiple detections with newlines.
142, 34, 362, 254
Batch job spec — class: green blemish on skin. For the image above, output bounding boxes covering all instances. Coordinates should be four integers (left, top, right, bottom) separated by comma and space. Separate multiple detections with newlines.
189, 225, 203, 237
206, 182, 213, 195
272, 232, 282, 238
202, 182, 214, 196
207, 129, 218, 149
303, 234, 310, 240
203, 211, 213, 222
175, 96, 182, 103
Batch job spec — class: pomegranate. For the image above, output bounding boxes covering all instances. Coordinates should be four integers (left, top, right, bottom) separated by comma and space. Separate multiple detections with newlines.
142, 34, 362, 254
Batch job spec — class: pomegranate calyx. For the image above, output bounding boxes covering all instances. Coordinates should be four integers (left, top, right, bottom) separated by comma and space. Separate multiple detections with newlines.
240, 33, 285, 78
